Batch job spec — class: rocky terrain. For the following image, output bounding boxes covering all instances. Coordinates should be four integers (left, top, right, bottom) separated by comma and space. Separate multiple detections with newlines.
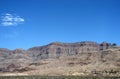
0, 41, 119, 76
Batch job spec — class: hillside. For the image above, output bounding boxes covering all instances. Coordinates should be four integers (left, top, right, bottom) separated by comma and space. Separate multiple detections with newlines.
0, 41, 119, 76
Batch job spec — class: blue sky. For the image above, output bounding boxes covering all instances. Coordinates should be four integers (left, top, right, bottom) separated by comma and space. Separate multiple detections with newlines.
0, 0, 120, 50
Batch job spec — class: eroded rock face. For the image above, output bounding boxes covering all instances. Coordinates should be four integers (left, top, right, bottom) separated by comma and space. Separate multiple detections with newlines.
0, 41, 119, 74
28, 41, 115, 59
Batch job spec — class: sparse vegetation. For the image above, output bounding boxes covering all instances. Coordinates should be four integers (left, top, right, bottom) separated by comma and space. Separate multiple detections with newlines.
0, 76, 119, 79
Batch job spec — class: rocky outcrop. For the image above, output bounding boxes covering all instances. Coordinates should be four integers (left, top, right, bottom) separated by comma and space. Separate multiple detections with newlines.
0, 41, 119, 75
28, 41, 116, 59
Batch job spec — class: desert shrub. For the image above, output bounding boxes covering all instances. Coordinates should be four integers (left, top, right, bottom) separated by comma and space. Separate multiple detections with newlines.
0, 76, 119, 79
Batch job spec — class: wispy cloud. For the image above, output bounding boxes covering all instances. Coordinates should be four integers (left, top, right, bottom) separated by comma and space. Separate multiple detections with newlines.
1, 13, 25, 26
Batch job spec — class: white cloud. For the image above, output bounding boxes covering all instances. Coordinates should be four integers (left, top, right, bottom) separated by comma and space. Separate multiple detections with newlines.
1, 13, 25, 26
2, 22, 14, 26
